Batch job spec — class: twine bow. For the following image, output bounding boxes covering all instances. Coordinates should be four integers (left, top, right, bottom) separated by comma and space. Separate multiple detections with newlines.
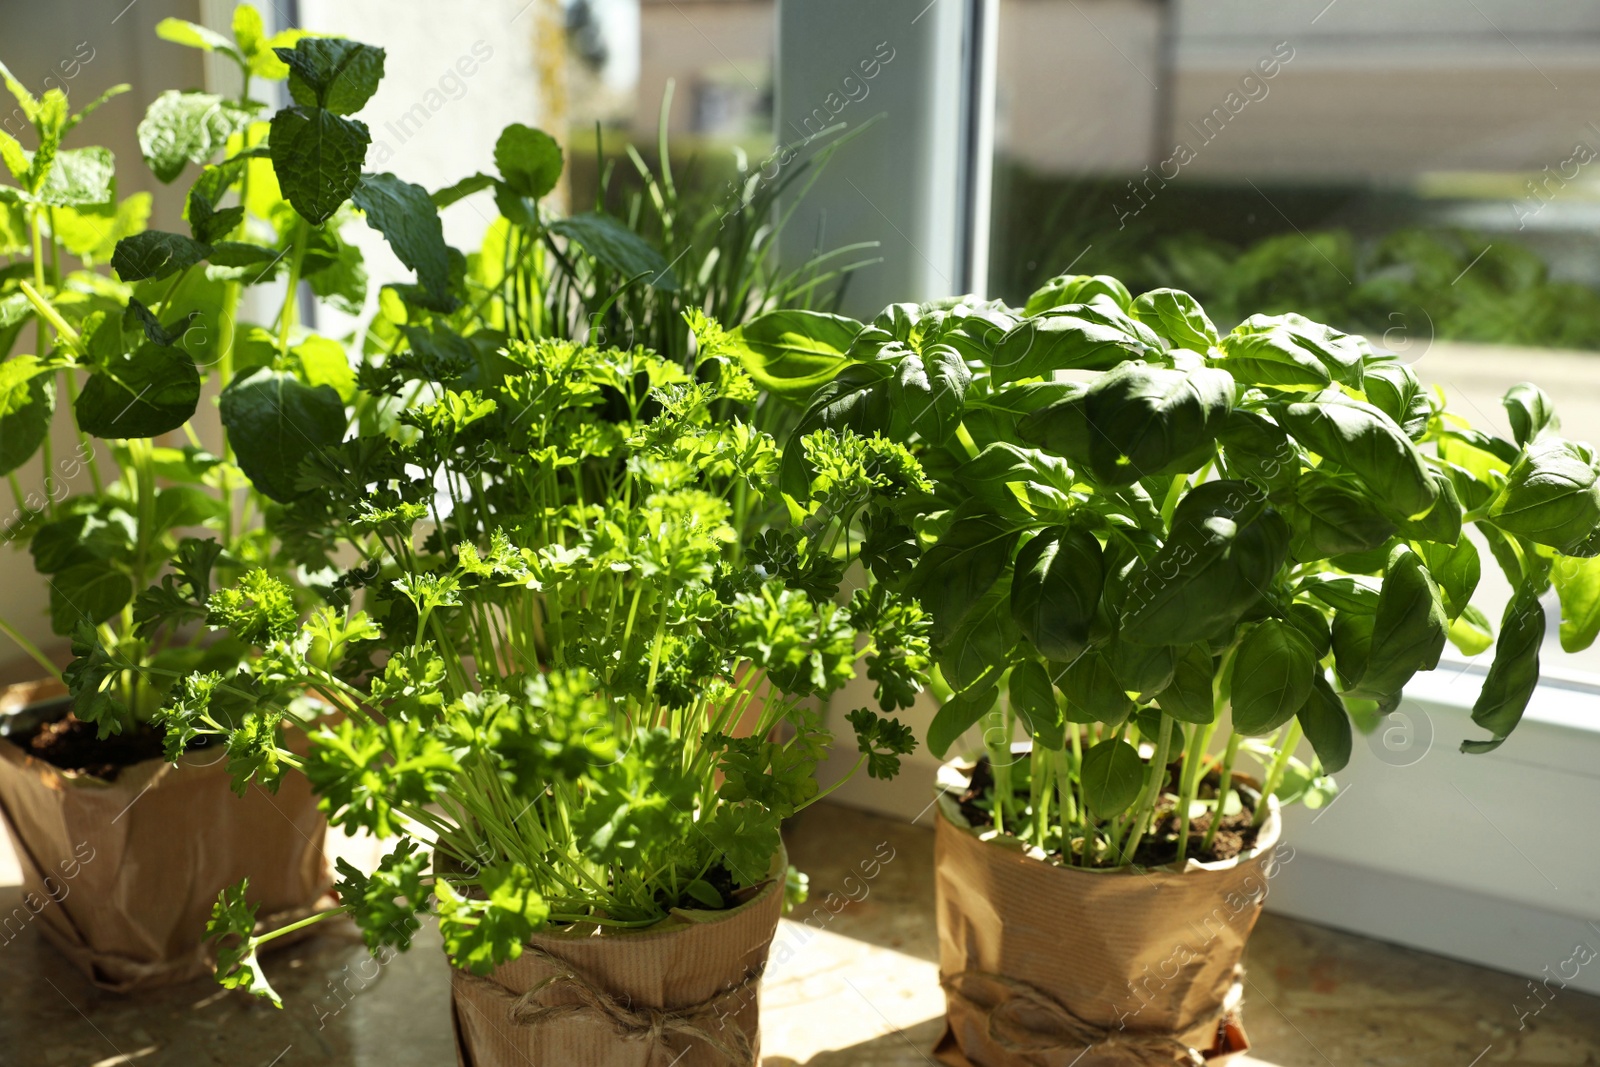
457, 945, 762, 1065
941, 969, 1216, 1066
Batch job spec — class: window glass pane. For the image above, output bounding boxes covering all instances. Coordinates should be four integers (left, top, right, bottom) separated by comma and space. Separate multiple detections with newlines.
989, 0, 1600, 675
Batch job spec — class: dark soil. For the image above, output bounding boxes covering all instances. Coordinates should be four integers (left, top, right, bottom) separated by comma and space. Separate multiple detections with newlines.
955, 755, 1260, 868
15, 707, 165, 782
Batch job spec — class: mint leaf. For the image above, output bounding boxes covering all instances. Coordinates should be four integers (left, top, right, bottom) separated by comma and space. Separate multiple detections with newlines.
187, 187, 243, 244
432, 172, 495, 208
276, 38, 385, 115
138, 90, 253, 183
352, 173, 452, 307
124, 297, 198, 347
269, 107, 370, 225
37, 146, 114, 207
549, 212, 678, 291
492, 124, 562, 199
75, 344, 201, 437
0, 357, 54, 476
112, 230, 210, 282
49, 562, 133, 637
218, 367, 347, 502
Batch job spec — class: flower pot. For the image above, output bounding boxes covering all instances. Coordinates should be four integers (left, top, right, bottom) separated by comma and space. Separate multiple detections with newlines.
0, 679, 331, 991
933, 763, 1283, 1067
449, 861, 785, 1067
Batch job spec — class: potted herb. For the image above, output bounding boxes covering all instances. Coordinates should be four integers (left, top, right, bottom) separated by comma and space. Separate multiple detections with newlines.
178, 329, 923, 1063
0, 13, 463, 988
739, 275, 1600, 1064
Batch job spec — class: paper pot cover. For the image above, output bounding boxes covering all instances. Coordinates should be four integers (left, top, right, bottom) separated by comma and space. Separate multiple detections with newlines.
451, 864, 785, 1067
0, 679, 331, 991
934, 782, 1283, 1067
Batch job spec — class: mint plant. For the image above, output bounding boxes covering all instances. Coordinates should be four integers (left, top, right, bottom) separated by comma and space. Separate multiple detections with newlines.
182, 332, 923, 1004
0, 16, 458, 741
740, 275, 1600, 868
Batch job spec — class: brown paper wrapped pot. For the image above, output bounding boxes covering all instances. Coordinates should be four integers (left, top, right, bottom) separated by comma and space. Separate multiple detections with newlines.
934, 775, 1283, 1067
0, 679, 331, 991
450, 858, 785, 1067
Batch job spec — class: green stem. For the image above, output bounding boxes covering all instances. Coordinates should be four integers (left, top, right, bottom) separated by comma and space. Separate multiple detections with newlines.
250, 903, 352, 949
1202, 731, 1243, 855
0, 614, 62, 682
1255, 720, 1301, 827
277, 220, 309, 355
1121, 711, 1175, 863
1173, 719, 1217, 865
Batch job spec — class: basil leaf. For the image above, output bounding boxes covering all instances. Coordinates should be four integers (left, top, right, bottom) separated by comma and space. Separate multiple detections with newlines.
1024, 273, 1131, 315
991, 307, 1151, 384
1237, 313, 1366, 388
218, 367, 346, 502
1054, 651, 1135, 726
1413, 537, 1479, 620
1079, 738, 1144, 819
937, 583, 1017, 692
1330, 610, 1374, 691
1009, 660, 1064, 749
1009, 526, 1103, 663
1108, 636, 1176, 702
893, 344, 969, 444
1363, 361, 1429, 440
75, 344, 201, 437
1298, 573, 1381, 614
1487, 437, 1600, 552
352, 172, 452, 306
1275, 396, 1438, 519
927, 681, 998, 759
1502, 382, 1557, 448
1216, 409, 1298, 490
1129, 288, 1218, 352
1219, 326, 1331, 390
269, 107, 371, 225
1448, 604, 1494, 657
549, 212, 678, 291
908, 514, 1019, 642
1120, 481, 1289, 647
1290, 469, 1398, 560
728, 310, 862, 402
1297, 672, 1352, 773
1396, 471, 1461, 546
1346, 546, 1448, 700
1154, 643, 1216, 724
1231, 618, 1316, 735
1463, 584, 1545, 753
1553, 554, 1600, 653
1286, 602, 1333, 658
1020, 361, 1234, 486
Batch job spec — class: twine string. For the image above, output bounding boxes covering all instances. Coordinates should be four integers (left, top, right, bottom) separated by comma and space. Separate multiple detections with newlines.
456, 944, 762, 1065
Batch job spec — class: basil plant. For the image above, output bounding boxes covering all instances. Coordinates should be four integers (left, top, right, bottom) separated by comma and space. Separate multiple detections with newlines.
173, 331, 923, 1004
738, 274, 1599, 869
